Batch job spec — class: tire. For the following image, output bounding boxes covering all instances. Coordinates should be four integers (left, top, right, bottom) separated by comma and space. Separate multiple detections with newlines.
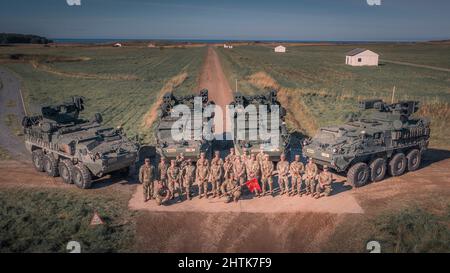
389, 153, 407, 177
73, 164, 92, 189
406, 149, 421, 172
369, 158, 387, 182
43, 154, 59, 177
32, 150, 45, 172
58, 159, 74, 184
347, 162, 370, 188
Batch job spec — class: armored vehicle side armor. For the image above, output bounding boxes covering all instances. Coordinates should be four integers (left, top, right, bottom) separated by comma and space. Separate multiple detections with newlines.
22, 97, 139, 189
303, 99, 430, 187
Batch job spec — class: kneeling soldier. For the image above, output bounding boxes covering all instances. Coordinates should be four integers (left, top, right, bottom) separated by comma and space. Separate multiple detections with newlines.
315, 165, 333, 199
154, 180, 170, 206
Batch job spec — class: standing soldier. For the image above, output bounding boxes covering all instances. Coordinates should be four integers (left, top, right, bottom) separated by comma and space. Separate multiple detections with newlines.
139, 158, 155, 202
209, 151, 223, 198
242, 148, 250, 165
158, 158, 169, 186
225, 147, 237, 164
256, 149, 266, 167
315, 165, 333, 199
289, 155, 305, 196
248, 153, 261, 197
261, 154, 274, 196
276, 154, 290, 195
176, 153, 187, 170
233, 156, 247, 187
182, 159, 196, 200
167, 159, 181, 200
304, 158, 318, 196
196, 152, 210, 199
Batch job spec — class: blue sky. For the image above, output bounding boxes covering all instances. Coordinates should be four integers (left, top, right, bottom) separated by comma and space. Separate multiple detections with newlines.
0, 0, 449, 41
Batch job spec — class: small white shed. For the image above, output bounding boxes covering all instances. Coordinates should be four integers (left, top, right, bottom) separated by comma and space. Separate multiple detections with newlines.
345, 48, 379, 66
224, 44, 233, 49
113, 43, 122, 48
274, 45, 286, 53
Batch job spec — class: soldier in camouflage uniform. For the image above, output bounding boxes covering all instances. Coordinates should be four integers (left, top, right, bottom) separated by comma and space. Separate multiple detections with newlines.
154, 180, 170, 206
247, 153, 261, 197
315, 165, 333, 198
289, 155, 305, 196
209, 151, 223, 198
167, 159, 181, 200
176, 152, 187, 170
276, 154, 290, 195
182, 158, 196, 200
233, 156, 247, 187
256, 149, 266, 167
303, 158, 318, 196
158, 157, 169, 187
261, 154, 274, 196
196, 152, 210, 199
225, 147, 237, 165
139, 158, 155, 202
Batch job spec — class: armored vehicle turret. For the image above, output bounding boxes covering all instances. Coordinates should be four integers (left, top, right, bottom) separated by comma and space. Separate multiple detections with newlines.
230, 90, 290, 161
303, 99, 431, 187
22, 97, 139, 189
155, 89, 214, 160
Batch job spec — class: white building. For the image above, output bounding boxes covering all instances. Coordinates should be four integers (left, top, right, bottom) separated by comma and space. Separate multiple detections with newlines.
345, 48, 379, 66
113, 43, 122, 48
224, 44, 233, 49
274, 45, 286, 53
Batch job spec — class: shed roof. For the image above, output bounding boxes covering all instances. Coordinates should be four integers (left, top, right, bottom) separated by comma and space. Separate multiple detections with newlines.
346, 48, 372, 56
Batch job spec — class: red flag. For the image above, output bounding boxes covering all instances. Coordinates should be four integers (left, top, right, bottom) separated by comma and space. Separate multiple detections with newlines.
244, 178, 261, 193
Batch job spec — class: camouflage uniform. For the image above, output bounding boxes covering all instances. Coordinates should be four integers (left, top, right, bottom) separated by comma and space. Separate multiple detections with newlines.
196, 157, 210, 198
167, 162, 181, 199
158, 160, 169, 186
182, 162, 196, 200
209, 157, 223, 197
225, 149, 237, 165
139, 163, 155, 202
154, 181, 170, 206
261, 157, 274, 195
289, 159, 304, 196
233, 158, 247, 186
304, 161, 318, 195
276, 159, 290, 195
176, 154, 187, 169
315, 169, 333, 198
256, 151, 266, 167
221, 158, 240, 202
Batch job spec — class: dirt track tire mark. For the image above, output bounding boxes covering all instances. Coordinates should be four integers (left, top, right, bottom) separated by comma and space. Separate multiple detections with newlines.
0, 67, 28, 160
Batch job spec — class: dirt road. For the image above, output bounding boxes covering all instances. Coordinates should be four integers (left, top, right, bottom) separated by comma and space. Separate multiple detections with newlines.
198, 46, 234, 134
0, 68, 28, 160
381, 59, 450, 72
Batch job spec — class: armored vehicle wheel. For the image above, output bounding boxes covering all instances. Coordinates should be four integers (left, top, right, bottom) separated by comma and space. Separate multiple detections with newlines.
389, 153, 407, 177
347, 162, 370, 188
406, 149, 421, 172
73, 164, 92, 189
32, 150, 45, 172
43, 154, 59, 177
58, 159, 74, 184
370, 158, 386, 182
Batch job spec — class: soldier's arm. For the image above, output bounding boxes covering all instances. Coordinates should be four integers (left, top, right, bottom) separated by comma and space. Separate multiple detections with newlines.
138, 167, 143, 183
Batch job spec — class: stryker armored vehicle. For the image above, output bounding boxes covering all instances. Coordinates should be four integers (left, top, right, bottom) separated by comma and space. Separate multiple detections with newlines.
303, 99, 430, 187
155, 89, 214, 160
230, 90, 290, 161
22, 97, 139, 189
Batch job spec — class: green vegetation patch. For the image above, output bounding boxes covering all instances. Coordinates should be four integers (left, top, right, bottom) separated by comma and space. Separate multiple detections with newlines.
372, 207, 450, 253
0, 146, 10, 160
0, 188, 135, 253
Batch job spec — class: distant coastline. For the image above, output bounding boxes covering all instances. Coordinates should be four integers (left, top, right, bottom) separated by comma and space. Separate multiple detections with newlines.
52, 38, 432, 45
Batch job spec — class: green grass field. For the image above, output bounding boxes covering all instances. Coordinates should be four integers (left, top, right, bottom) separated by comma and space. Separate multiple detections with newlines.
0, 187, 135, 252
217, 44, 450, 148
0, 45, 206, 141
